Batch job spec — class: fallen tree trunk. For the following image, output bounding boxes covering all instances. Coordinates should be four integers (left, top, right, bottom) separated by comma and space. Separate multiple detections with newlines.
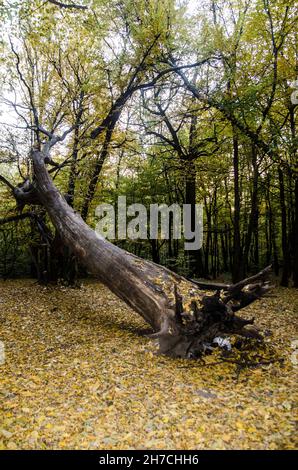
12, 147, 273, 358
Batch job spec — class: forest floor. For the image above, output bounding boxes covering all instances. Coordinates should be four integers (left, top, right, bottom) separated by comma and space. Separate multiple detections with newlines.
0, 279, 297, 450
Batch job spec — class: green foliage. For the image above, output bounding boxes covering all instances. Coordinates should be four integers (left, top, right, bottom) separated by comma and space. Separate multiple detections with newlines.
0, 0, 297, 283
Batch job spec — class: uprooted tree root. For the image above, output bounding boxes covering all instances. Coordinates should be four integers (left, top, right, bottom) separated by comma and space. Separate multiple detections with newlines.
148, 265, 274, 359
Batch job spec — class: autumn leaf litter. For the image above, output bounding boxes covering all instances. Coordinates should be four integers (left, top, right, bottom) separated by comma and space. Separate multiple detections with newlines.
0, 279, 297, 449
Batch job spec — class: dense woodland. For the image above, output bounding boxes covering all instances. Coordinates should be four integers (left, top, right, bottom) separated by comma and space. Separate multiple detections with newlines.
0, 1, 297, 452
0, 0, 297, 288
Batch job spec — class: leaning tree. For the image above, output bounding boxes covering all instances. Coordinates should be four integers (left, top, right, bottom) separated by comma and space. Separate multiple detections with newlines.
0, 0, 274, 359
3, 125, 272, 359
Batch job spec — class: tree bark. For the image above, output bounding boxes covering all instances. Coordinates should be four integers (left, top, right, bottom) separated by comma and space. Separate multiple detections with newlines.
278, 166, 290, 286
81, 127, 113, 221
289, 104, 298, 287
232, 127, 243, 282
293, 176, 298, 287
67, 92, 84, 208
184, 159, 202, 277
243, 145, 259, 276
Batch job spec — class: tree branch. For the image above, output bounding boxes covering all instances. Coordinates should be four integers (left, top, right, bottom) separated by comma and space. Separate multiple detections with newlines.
48, 0, 87, 9
0, 212, 34, 226
0, 174, 15, 191
90, 58, 213, 140
170, 57, 273, 156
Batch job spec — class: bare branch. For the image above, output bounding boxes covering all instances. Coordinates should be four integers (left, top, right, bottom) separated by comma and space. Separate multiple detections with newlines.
47, 0, 87, 10
0, 212, 34, 226
90, 57, 214, 140
0, 174, 15, 191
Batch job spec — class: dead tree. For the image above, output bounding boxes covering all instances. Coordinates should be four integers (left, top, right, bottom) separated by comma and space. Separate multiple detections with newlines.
3, 128, 272, 359
1, 38, 273, 358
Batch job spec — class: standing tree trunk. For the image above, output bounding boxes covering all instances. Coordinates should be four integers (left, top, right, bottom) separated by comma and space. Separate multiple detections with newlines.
293, 176, 298, 287
289, 104, 298, 287
184, 159, 203, 278
278, 166, 290, 286
81, 127, 113, 221
232, 127, 243, 282
243, 145, 259, 276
